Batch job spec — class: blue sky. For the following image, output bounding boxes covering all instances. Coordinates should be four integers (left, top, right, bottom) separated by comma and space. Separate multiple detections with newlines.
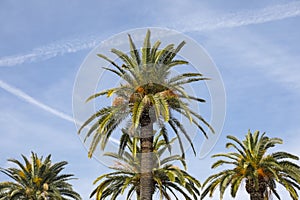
1, 0, 300, 199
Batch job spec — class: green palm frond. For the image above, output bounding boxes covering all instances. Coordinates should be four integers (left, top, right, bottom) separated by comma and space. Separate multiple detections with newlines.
91, 133, 201, 200
202, 130, 300, 200
0, 152, 81, 200
142, 29, 151, 65
78, 29, 213, 159
128, 34, 141, 66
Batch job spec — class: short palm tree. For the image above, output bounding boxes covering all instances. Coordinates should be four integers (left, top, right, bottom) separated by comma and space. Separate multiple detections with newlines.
78, 30, 213, 199
90, 130, 201, 200
0, 152, 81, 200
201, 130, 300, 200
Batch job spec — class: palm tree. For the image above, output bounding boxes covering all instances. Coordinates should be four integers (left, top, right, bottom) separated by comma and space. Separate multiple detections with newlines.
201, 130, 300, 200
0, 152, 81, 200
78, 30, 213, 199
90, 130, 201, 200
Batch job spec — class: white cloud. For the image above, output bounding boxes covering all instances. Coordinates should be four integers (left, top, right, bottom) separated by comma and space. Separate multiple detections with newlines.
204, 30, 300, 91
0, 1, 299, 67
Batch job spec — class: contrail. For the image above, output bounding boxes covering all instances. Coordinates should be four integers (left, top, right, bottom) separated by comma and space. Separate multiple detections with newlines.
0, 1, 300, 67
0, 79, 75, 123
0, 79, 120, 144
0, 35, 101, 67
176, 1, 300, 32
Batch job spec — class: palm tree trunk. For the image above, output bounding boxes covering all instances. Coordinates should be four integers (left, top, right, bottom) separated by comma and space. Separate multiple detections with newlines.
246, 178, 266, 200
249, 192, 264, 200
139, 111, 154, 200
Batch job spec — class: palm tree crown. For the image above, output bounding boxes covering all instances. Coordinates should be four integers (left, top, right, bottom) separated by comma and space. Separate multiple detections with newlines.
201, 130, 300, 200
0, 152, 81, 200
90, 131, 201, 200
78, 29, 213, 158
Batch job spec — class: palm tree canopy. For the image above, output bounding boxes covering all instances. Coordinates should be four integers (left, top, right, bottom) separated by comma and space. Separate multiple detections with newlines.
78, 29, 213, 158
90, 131, 201, 200
201, 130, 300, 200
0, 152, 81, 200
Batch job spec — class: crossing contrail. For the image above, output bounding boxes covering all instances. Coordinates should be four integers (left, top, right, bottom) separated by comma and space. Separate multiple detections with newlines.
0, 1, 300, 67
0, 79, 120, 144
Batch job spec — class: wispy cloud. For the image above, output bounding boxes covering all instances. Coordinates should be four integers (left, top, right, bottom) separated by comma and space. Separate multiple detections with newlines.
203, 28, 300, 91
175, 1, 300, 32
0, 1, 299, 67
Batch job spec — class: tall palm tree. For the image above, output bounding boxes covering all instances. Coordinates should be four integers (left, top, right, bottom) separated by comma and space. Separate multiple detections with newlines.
90, 130, 201, 200
201, 130, 300, 200
78, 30, 213, 199
0, 152, 81, 200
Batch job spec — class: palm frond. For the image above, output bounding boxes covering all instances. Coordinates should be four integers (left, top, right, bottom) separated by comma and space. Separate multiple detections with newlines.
202, 130, 300, 200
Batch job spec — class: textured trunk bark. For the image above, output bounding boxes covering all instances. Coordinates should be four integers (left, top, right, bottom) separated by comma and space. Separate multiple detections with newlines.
139, 111, 154, 200
246, 178, 267, 200
249, 191, 264, 200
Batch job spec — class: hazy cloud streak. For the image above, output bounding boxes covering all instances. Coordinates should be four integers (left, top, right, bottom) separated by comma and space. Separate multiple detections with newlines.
0, 1, 300, 67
